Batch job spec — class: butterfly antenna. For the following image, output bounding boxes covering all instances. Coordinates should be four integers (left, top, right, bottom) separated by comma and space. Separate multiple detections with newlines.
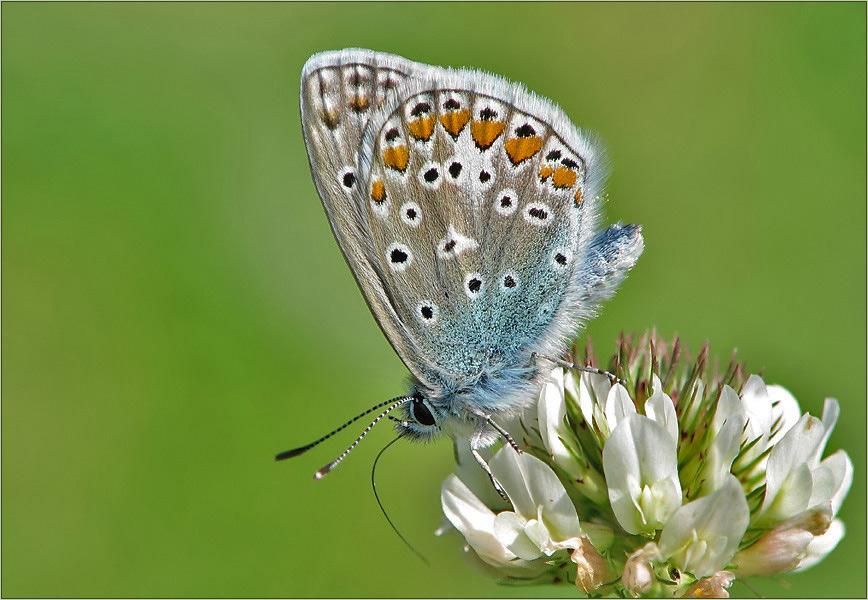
275, 396, 404, 461
372, 435, 430, 565
313, 396, 413, 479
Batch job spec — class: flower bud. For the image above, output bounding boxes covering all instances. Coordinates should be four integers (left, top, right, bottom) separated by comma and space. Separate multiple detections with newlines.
683, 571, 735, 598
733, 507, 831, 577
622, 542, 660, 595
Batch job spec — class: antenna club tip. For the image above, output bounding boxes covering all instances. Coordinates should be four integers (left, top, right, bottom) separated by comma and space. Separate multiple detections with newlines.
315, 460, 339, 479
275, 446, 309, 461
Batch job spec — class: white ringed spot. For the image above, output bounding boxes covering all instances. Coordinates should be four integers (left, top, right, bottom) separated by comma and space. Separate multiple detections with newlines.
400, 202, 422, 227
446, 158, 465, 183
386, 242, 413, 272
495, 188, 519, 216
416, 301, 439, 325
475, 166, 495, 191
551, 247, 573, 270
339, 166, 356, 193
523, 202, 553, 226
464, 273, 484, 299
417, 161, 442, 190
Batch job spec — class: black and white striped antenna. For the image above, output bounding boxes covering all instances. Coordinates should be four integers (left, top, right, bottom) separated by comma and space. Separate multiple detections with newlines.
275, 395, 414, 478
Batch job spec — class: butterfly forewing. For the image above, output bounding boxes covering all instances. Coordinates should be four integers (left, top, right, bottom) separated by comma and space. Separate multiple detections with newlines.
299, 50, 442, 385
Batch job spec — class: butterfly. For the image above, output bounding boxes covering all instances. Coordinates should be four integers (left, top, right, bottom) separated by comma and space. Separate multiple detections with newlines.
278, 49, 643, 489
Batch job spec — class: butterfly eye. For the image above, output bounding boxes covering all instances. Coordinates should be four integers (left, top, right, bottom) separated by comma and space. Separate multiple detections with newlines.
411, 398, 436, 427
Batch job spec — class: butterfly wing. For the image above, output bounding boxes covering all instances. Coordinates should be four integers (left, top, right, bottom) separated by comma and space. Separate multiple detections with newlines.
302, 50, 643, 410
300, 49, 445, 386
356, 69, 642, 407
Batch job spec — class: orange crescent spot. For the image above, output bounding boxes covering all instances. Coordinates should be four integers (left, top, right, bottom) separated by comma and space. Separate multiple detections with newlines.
552, 166, 578, 189
349, 96, 369, 112
439, 109, 470, 138
504, 136, 543, 165
371, 180, 386, 204
574, 188, 583, 207
538, 165, 554, 181
408, 116, 436, 141
322, 109, 340, 130
471, 120, 505, 150
382, 146, 409, 172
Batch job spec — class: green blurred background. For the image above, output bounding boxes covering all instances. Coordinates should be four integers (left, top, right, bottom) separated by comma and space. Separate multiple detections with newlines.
3, 2, 865, 598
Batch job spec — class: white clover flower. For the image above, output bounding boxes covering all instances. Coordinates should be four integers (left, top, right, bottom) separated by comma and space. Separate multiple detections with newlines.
437, 333, 852, 597
440, 442, 585, 581
657, 474, 749, 577
603, 410, 682, 536
441, 472, 550, 578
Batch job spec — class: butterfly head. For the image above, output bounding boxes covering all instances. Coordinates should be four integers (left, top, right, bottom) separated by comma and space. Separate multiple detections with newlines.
396, 390, 442, 441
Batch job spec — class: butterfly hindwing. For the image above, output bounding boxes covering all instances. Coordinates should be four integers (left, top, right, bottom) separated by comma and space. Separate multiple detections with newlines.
357, 69, 616, 404
302, 49, 642, 420
299, 48, 643, 454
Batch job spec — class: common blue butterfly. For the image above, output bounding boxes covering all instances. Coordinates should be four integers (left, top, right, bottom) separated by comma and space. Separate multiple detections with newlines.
279, 49, 643, 488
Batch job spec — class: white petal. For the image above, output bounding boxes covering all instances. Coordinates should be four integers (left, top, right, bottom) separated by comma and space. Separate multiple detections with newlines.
809, 398, 840, 467
711, 385, 745, 437
761, 412, 826, 520
587, 372, 614, 410
493, 511, 542, 560
807, 463, 836, 511
794, 518, 846, 572
810, 450, 853, 516
732, 509, 826, 577
538, 368, 583, 479
740, 375, 773, 442
529, 504, 583, 556
604, 383, 636, 433
702, 417, 743, 493
441, 474, 517, 566
490, 447, 581, 540
576, 371, 609, 427
644, 374, 678, 444
564, 366, 580, 401
777, 465, 817, 521
603, 414, 681, 535
766, 384, 802, 445
488, 448, 542, 519
658, 475, 750, 578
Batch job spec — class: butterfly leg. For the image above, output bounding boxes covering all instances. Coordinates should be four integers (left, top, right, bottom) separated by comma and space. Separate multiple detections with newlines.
467, 408, 522, 454
470, 423, 511, 503
532, 352, 628, 387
